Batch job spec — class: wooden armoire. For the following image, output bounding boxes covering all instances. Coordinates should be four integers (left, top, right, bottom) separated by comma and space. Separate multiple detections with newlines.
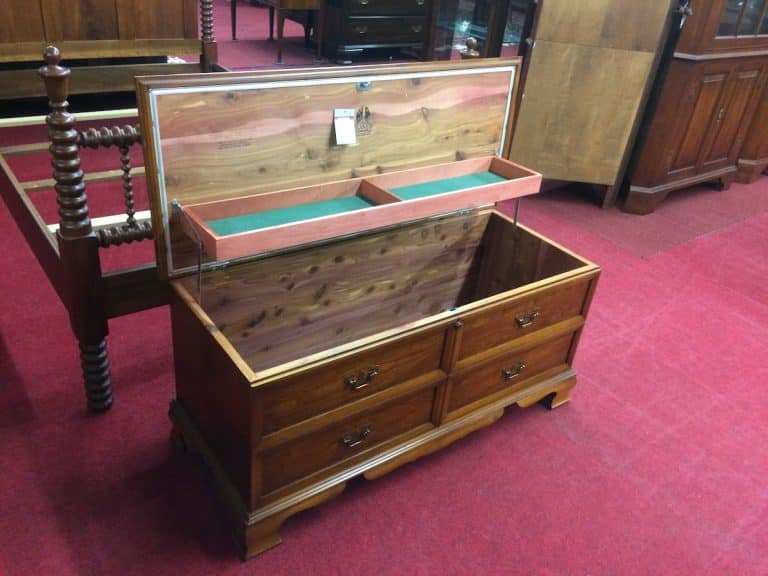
625, 0, 768, 214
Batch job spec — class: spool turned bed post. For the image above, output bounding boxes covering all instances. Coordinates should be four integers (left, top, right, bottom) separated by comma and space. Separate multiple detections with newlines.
39, 47, 113, 412
200, 0, 218, 71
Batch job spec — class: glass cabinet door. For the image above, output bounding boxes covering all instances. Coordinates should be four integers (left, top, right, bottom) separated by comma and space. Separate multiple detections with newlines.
717, 0, 768, 37
430, 0, 533, 59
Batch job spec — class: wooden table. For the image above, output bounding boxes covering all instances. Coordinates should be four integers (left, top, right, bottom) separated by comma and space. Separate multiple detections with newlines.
231, 0, 323, 63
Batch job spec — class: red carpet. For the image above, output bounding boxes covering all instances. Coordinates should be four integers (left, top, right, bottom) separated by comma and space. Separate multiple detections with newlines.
527, 181, 768, 258
1, 2, 768, 574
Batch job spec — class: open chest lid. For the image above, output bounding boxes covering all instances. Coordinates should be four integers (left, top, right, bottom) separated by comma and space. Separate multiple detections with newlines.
135, 58, 539, 280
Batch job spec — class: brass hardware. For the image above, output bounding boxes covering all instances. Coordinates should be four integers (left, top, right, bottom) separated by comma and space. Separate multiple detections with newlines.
355, 25, 368, 34
502, 362, 526, 380
454, 320, 463, 329
358, 0, 370, 4
416, 0, 425, 5
515, 309, 540, 328
340, 425, 371, 448
356, 106, 372, 135
344, 366, 379, 390
412, 24, 423, 32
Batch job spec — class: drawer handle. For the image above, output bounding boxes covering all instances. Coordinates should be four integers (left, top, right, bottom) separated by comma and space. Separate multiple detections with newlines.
502, 362, 526, 380
411, 24, 423, 32
416, 0, 425, 5
340, 425, 371, 448
358, 0, 370, 4
344, 366, 379, 390
354, 25, 368, 35
515, 309, 540, 328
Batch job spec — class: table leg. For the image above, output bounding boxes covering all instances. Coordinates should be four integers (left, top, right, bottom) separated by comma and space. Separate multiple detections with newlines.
269, 7, 275, 40
231, 0, 237, 40
276, 11, 285, 63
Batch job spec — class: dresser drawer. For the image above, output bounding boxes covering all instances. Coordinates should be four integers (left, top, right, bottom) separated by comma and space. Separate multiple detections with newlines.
259, 386, 436, 494
457, 278, 590, 364
344, 17, 427, 45
259, 327, 447, 434
447, 333, 574, 415
345, 0, 429, 16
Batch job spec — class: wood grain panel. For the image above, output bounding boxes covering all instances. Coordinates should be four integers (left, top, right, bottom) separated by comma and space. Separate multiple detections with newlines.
670, 72, 726, 173
150, 69, 514, 208
0, 0, 45, 44
510, 41, 654, 185
41, 0, 119, 41
179, 211, 491, 373
533, 0, 672, 52
118, 0, 197, 39
703, 67, 762, 168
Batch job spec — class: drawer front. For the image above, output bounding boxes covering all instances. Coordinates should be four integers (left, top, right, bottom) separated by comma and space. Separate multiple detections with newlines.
345, 0, 429, 16
259, 327, 446, 434
458, 278, 590, 363
447, 333, 574, 414
344, 17, 427, 45
259, 386, 436, 494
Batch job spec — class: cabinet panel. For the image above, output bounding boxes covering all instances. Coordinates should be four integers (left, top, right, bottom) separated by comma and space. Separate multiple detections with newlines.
0, 0, 45, 44
118, 0, 197, 40
670, 72, 727, 174
41, 0, 119, 41
702, 66, 763, 168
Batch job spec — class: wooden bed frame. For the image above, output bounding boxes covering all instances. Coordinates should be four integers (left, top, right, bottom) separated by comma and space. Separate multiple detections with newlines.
0, 0, 219, 100
1, 51, 175, 412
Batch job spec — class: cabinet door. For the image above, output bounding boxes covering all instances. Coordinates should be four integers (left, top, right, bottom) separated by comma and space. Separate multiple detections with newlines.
654, 59, 765, 181
700, 62, 766, 171
666, 64, 730, 178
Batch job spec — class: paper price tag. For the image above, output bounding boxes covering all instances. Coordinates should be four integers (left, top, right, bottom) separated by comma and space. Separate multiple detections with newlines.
334, 108, 357, 146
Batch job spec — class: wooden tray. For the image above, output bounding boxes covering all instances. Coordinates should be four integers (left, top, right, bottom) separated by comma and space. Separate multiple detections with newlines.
181, 156, 539, 260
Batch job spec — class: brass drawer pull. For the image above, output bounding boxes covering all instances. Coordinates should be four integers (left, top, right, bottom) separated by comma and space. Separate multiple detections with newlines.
416, 0, 425, 5
340, 425, 371, 448
358, 0, 370, 5
515, 309, 540, 328
502, 362, 526, 380
354, 25, 368, 35
344, 366, 379, 390
411, 24, 423, 32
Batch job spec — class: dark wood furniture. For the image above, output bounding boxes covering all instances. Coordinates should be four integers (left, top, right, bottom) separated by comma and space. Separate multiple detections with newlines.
134, 59, 600, 559
431, 0, 533, 60
0, 22, 218, 411
508, 0, 677, 208
626, 0, 768, 214
230, 0, 323, 63
322, 0, 434, 62
737, 75, 768, 182
0, 0, 218, 100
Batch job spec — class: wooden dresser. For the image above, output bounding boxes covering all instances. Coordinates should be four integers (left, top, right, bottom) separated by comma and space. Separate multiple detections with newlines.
626, 0, 768, 214
135, 59, 600, 559
322, 0, 434, 62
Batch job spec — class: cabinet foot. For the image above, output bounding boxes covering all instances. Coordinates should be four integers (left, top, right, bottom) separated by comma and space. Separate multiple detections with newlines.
715, 173, 734, 191
516, 376, 575, 410
242, 482, 347, 559
623, 189, 670, 215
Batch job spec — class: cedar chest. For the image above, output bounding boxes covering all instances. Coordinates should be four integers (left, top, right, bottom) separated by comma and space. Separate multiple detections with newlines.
136, 59, 600, 559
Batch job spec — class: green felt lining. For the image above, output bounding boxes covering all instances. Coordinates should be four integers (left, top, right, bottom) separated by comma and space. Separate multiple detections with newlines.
390, 171, 507, 200
207, 196, 375, 236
